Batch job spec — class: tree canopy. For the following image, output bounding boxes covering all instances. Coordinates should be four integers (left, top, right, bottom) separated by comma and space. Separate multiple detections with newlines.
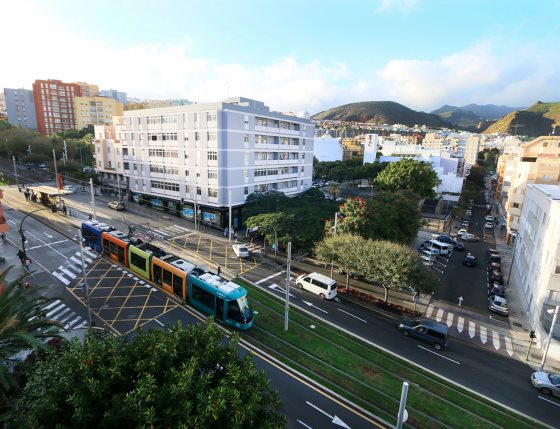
314, 234, 442, 302
10, 322, 285, 429
373, 159, 440, 198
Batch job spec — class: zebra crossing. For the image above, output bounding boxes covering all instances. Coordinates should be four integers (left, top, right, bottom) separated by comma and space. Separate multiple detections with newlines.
40, 299, 87, 330
425, 304, 515, 356
51, 248, 98, 286
143, 224, 192, 240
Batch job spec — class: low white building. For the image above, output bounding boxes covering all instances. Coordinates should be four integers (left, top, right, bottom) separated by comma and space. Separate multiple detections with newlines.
515, 184, 560, 360
313, 136, 342, 162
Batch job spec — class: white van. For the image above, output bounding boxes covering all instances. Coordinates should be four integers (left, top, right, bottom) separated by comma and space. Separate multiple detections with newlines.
295, 272, 337, 299
427, 239, 450, 255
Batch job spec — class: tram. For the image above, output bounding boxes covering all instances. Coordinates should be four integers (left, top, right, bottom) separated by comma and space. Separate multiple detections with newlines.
80, 221, 254, 330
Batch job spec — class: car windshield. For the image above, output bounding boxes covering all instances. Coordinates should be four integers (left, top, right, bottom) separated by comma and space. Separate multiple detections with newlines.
548, 374, 560, 384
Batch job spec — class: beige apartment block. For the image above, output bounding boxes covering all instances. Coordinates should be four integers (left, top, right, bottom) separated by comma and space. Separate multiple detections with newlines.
74, 82, 99, 97
341, 137, 364, 161
75, 96, 124, 130
497, 136, 560, 242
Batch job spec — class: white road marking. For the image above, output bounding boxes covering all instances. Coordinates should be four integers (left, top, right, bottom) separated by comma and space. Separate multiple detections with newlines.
46, 304, 66, 318
417, 345, 461, 364
505, 337, 514, 356
492, 331, 500, 350
480, 326, 487, 344
305, 402, 350, 429
302, 301, 328, 314
457, 317, 464, 333
538, 396, 560, 407
60, 267, 77, 279
74, 320, 88, 329
26, 239, 68, 250
268, 283, 295, 297
468, 321, 475, 338
296, 420, 313, 429
436, 308, 443, 322
426, 304, 434, 317
70, 256, 83, 266
52, 271, 70, 285
256, 271, 285, 284
446, 312, 454, 327
43, 299, 62, 311
337, 308, 367, 323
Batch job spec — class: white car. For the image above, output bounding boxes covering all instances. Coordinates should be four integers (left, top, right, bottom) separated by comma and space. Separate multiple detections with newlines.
489, 295, 509, 315
461, 233, 480, 242
62, 185, 76, 193
484, 222, 494, 229
232, 244, 250, 258
457, 229, 468, 237
485, 215, 493, 222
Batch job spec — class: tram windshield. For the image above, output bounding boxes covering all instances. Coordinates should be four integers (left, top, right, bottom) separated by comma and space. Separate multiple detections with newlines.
235, 296, 253, 322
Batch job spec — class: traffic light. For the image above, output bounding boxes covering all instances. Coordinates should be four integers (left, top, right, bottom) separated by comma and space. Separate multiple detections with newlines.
530, 330, 536, 339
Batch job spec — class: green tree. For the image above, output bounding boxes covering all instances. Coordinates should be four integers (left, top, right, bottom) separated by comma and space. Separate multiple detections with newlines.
11, 322, 285, 429
365, 190, 422, 243
0, 268, 62, 397
324, 197, 368, 237
373, 158, 440, 198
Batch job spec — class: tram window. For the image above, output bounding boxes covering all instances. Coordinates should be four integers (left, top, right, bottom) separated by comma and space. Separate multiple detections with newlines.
110, 242, 117, 255
163, 269, 172, 286
227, 301, 243, 322
192, 285, 214, 309
153, 265, 162, 285
103, 239, 110, 255
130, 252, 146, 271
117, 246, 125, 263
173, 275, 183, 291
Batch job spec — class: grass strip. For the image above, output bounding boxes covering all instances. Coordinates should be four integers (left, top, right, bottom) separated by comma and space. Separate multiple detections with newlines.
240, 279, 546, 429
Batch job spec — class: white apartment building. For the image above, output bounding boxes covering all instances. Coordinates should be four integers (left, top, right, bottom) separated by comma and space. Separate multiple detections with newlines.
515, 184, 560, 359
94, 97, 314, 228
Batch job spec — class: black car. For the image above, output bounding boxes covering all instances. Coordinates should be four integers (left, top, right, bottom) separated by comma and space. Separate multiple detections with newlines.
488, 261, 502, 271
437, 235, 465, 251
489, 255, 502, 264
489, 271, 504, 285
488, 284, 506, 297
463, 254, 476, 267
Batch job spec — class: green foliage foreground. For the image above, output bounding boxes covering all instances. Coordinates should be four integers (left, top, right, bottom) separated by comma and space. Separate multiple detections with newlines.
9, 322, 285, 429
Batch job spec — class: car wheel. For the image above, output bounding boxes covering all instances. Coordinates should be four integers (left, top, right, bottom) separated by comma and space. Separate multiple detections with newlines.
541, 387, 552, 396
402, 330, 409, 337
319, 293, 325, 299
297, 283, 303, 290
434, 343, 442, 350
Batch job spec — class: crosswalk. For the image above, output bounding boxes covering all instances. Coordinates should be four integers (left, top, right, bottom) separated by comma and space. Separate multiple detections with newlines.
51, 248, 98, 286
425, 304, 514, 356
40, 299, 87, 330
141, 224, 192, 240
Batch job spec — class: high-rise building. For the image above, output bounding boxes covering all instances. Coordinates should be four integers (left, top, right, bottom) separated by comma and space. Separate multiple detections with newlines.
32, 79, 82, 135
74, 96, 124, 130
74, 82, 99, 97
4, 88, 38, 129
93, 97, 314, 228
99, 89, 128, 105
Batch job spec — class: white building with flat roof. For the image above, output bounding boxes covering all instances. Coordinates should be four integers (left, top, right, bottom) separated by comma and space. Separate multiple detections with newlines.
94, 97, 313, 228
515, 184, 560, 360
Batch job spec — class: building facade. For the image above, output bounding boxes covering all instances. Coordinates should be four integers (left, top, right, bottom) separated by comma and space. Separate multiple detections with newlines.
514, 184, 560, 359
94, 97, 314, 228
99, 89, 128, 105
32, 79, 82, 135
75, 96, 124, 130
4, 88, 37, 129
74, 82, 99, 97
496, 136, 560, 242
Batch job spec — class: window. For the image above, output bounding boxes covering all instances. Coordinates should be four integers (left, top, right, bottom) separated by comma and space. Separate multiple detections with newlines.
197, 186, 201, 196
244, 134, 249, 143
513, 202, 519, 208
543, 175, 552, 181
208, 169, 218, 179
195, 132, 200, 141
191, 285, 214, 309
208, 151, 217, 161
130, 252, 147, 272
150, 180, 180, 192
206, 112, 216, 121
244, 187, 249, 195
208, 188, 218, 198
185, 170, 189, 177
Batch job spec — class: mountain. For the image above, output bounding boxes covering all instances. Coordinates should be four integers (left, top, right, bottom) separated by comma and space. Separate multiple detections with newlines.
482, 102, 560, 136
430, 104, 521, 128
312, 101, 452, 128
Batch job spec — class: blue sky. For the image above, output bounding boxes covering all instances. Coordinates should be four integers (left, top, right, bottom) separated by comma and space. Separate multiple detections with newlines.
3, 0, 560, 113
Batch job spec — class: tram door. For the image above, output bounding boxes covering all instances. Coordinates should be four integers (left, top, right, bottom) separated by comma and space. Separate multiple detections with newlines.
215, 297, 224, 322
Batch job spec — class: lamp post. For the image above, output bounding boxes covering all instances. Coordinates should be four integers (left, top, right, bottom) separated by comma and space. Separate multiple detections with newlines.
77, 228, 93, 325
89, 178, 96, 220
540, 305, 560, 371
506, 232, 519, 287
12, 156, 20, 192
271, 225, 278, 261
19, 208, 51, 264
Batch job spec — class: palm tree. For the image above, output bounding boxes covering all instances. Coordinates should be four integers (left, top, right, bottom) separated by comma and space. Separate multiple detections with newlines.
0, 267, 63, 392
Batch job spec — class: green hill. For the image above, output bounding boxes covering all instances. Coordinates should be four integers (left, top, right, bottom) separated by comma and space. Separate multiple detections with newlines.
312, 101, 452, 128
431, 104, 521, 129
482, 102, 560, 136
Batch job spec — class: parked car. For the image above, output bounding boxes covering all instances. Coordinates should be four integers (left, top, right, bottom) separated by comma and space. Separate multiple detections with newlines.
62, 185, 76, 193
489, 271, 504, 285
461, 221, 469, 228
489, 295, 509, 315
531, 372, 560, 397
419, 250, 437, 260
457, 228, 468, 237
398, 318, 448, 350
232, 244, 250, 258
484, 222, 494, 229
485, 215, 493, 222
463, 254, 476, 267
487, 248, 500, 257
488, 284, 506, 298
488, 262, 502, 271
461, 233, 480, 242
420, 255, 434, 266
437, 235, 464, 251
489, 254, 502, 263
108, 201, 125, 211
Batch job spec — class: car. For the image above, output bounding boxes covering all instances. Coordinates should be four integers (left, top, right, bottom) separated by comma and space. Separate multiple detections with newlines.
232, 244, 250, 258
419, 250, 437, 261
488, 261, 502, 271
489, 295, 509, 315
463, 254, 476, 267
531, 372, 560, 397
484, 222, 494, 229
461, 221, 469, 228
62, 185, 76, 193
398, 318, 448, 350
461, 233, 480, 242
420, 255, 434, 266
487, 248, 500, 257
457, 229, 468, 237
37, 162, 47, 170
488, 284, 506, 298
108, 201, 125, 211
489, 270, 504, 284
489, 254, 502, 263
296, 272, 337, 299
436, 235, 465, 251
485, 215, 493, 222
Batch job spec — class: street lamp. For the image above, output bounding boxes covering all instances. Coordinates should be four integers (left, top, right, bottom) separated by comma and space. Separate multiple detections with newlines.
19, 208, 52, 265
540, 305, 560, 371
77, 228, 93, 325
12, 156, 20, 192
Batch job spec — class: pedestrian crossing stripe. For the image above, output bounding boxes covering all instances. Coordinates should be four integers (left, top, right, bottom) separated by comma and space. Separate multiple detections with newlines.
51, 250, 99, 286
37, 300, 87, 331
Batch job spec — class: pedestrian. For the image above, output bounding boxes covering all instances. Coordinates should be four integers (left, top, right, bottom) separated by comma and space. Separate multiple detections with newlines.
17, 249, 26, 264
224, 227, 229, 238
233, 232, 238, 243
62, 204, 67, 215
88, 213, 93, 221
217, 266, 221, 276
24, 190, 29, 201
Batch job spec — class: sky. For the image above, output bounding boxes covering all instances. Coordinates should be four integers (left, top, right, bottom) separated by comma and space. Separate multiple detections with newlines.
2, 0, 560, 114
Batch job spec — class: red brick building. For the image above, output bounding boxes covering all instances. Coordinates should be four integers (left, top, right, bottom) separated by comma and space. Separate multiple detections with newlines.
32, 79, 82, 135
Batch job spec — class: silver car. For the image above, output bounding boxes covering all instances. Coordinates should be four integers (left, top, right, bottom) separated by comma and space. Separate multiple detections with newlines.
531, 372, 560, 397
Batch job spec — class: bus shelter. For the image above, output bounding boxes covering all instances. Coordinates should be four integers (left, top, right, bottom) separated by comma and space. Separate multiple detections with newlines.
25, 185, 70, 208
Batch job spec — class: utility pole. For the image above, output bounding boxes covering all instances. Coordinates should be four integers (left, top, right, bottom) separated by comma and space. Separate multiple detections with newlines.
78, 228, 93, 325
89, 178, 96, 220
52, 149, 61, 203
12, 156, 20, 192
116, 173, 122, 201
228, 190, 233, 242
284, 242, 292, 331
